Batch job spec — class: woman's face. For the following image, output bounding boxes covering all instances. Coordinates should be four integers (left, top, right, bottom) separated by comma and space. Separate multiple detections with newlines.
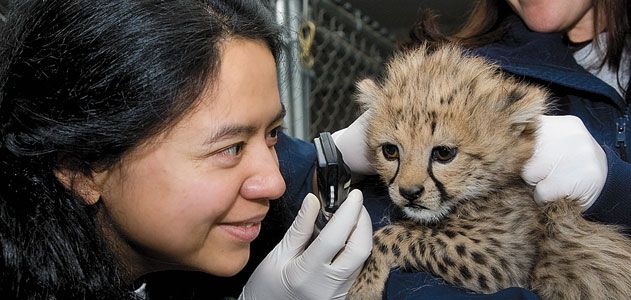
96, 39, 287, 278
506, 0, 598, 42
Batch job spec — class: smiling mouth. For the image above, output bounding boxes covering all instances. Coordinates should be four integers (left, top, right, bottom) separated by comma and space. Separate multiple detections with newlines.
220, 222, 262, 242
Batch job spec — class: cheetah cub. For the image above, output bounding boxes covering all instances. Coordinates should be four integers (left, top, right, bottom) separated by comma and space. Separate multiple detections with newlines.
348, 44, 631, 300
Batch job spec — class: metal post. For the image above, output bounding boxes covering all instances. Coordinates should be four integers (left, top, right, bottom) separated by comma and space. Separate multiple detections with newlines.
276, 0, 310, 140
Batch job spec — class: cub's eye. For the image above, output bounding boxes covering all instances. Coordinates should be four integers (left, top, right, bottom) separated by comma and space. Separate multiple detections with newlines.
382, 143, 399, 161
431, 146, 457, 163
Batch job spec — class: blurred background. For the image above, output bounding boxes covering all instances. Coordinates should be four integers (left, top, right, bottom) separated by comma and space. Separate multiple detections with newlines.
0, 0, 473, 140
350, 0, 472, 38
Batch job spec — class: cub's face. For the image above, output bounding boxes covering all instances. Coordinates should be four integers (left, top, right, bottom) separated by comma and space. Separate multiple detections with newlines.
357, 45, 547, 223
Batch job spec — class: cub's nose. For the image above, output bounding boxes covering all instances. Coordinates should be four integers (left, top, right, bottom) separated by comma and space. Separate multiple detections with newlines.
399, 186, 424, 201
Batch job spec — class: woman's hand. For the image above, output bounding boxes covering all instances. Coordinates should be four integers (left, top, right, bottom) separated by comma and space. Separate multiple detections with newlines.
239, 190, 372, 300
523, 115, 608, 210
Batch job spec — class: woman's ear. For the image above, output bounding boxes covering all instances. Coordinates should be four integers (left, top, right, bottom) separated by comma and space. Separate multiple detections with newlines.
54, 169, 109, 205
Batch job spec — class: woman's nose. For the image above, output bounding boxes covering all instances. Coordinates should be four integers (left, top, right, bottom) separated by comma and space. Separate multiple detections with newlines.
240, 145, 286, 201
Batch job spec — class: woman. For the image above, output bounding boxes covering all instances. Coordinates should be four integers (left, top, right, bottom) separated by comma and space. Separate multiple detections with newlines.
0, 0, 371, 299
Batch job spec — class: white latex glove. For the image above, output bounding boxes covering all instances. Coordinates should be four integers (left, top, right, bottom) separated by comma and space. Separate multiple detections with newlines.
332, 111, 376, 175
522, 115, 608, 210
239, 190, 372, 300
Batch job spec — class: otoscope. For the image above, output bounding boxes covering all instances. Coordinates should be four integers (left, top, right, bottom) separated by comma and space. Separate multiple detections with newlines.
312, 132, 352, 232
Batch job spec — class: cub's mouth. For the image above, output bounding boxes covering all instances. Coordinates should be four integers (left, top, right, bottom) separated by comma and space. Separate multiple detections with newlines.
405, 203, 429, 211
398, 198, 454, 224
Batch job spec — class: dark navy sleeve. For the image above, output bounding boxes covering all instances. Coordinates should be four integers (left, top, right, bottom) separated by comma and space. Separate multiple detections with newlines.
276, 131, 317, 215
584, 146, 631, 231
385, 269, 540, 300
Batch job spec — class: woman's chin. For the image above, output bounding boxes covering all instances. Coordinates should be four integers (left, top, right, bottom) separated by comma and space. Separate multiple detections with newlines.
204, 246, 251, 277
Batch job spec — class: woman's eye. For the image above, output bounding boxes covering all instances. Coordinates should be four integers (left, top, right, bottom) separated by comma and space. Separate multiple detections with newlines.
382, 143, 399, 161
268, 127, 279, 139
431, 146, 457, 163
267, 126, 283, 145
221, 143, 244, 157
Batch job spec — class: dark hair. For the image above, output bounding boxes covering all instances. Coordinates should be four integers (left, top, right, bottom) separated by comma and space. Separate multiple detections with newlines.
0, 0, 281, 298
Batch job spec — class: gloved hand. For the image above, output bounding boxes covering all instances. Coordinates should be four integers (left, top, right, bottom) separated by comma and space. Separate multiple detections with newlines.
239, 190, 372, 300
522, 115, 608, 210
332, 111, 376, 175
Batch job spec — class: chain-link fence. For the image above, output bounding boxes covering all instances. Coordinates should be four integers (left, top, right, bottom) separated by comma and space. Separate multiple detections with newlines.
276, 0, 396, 139
0, 0, 9, 27
307, 0, 395, 137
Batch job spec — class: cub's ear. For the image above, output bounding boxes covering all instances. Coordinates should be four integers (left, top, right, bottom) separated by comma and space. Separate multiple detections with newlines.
504, 85, 548, 135
355, 78, 381, 111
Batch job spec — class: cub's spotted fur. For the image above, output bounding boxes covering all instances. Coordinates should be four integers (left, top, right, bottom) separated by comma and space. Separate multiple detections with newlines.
348, 45, 631, 300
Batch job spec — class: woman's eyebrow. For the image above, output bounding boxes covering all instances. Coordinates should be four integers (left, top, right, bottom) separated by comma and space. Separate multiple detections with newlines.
205, 106, 286, 147
204, 124, 257, 147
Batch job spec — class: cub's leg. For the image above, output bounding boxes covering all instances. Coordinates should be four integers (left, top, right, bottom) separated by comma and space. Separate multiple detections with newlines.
532, 198, 631, 300
348, 225, 403, 300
